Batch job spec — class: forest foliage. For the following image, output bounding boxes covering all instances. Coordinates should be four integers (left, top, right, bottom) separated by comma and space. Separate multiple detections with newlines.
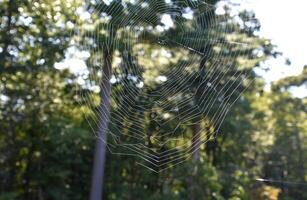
0, 0, 306, 199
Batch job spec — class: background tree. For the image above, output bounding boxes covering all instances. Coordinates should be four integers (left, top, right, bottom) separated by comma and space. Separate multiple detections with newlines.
0, 0, 93, 199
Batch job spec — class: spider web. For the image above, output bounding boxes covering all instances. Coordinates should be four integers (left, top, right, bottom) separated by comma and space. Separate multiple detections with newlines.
74, 0, 254, 172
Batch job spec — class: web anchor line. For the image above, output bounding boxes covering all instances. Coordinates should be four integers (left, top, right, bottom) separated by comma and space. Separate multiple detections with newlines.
256, 178, 307, 187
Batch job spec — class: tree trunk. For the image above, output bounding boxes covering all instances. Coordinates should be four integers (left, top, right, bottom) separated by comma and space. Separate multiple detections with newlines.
0, 0, 14, 64
90, 48, 113, 200
191, 123, 201, 162
190, 56, 207, 162
294, 129, 305, 181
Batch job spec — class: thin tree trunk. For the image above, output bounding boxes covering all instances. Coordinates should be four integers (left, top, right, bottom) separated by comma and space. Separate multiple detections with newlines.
90, 48, 113, 200
0, 0, 14, 63
190, 56, 207, 162
188, 123, 201, 200
191, 123, 201, 162
294, 129, 304, 181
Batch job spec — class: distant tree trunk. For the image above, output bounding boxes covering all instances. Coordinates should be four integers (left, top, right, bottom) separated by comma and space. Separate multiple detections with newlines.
3, 0, 16, 191
190, 54, 211, 162
90, 48, 113, 200
188, 122, 201, 200
190, 56, 207, 162
191, 123, 201, 162
0, 0, 14, 62
294, 129, 305, 181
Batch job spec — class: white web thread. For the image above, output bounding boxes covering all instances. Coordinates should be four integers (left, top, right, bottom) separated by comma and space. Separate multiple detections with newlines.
78, 0, 251, 172
74, 0, 255, 172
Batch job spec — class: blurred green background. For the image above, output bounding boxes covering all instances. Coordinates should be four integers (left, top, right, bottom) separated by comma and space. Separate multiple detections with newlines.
0, 0, 306, 199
